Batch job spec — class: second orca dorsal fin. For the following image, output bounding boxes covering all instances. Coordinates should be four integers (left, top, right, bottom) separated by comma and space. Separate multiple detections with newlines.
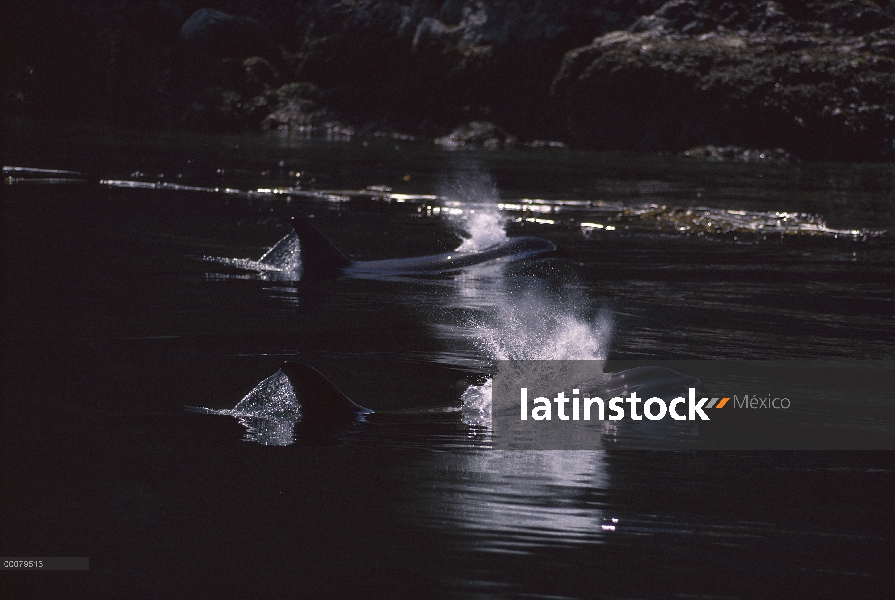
291, 217, 353, 278
279, 362, 371, 424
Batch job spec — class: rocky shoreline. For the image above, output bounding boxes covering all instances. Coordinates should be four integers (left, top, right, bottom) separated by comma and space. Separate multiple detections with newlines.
4, 0, 894, 160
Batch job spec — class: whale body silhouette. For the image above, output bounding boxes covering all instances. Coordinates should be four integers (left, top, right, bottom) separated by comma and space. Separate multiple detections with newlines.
291, 217, 557, 279
278, 362, 373, 425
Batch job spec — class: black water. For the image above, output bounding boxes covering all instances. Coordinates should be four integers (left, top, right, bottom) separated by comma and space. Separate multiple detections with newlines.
3, 119, 894, 599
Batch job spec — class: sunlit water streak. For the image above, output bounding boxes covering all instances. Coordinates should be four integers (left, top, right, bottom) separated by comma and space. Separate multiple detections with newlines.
9, 163, 881, 241
411, 450, 614, 554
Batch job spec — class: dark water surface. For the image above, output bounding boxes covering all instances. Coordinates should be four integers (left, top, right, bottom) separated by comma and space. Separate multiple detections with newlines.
3, 119, 894, 598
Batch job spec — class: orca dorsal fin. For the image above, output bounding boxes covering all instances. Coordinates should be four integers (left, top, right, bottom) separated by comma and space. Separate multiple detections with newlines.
279, 362, 371, 424
291, 217, 353, 278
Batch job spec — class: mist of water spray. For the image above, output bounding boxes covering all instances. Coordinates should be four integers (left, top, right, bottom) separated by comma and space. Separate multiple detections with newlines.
437, 167, 509, 251
460, 285, 614, 427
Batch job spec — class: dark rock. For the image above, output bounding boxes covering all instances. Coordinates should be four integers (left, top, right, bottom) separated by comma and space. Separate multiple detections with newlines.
435, 121, 519, 149
180, 86, 246, 131
179, 8, 266, 57
240, 57, 281, 96
814, 0, 895, 34
6, 0, 893, 160
176, 58, 284, 131
629, 0, 722, 35
261, 82, 353, 138
524, 139, 567, 149
551, 0, 895, 160
2, 1, 183, 124
683, 145, 795, 162
285, 1, 666, 138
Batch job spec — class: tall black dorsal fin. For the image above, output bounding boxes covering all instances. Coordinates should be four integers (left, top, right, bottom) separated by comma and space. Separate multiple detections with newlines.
279, 362, 371, 424
291, 217, 353, 278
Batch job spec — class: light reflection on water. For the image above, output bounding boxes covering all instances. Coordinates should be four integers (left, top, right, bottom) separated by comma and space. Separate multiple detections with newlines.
414, 450, 612, 554
93, 178, 887, 245
186, 193, 623, 557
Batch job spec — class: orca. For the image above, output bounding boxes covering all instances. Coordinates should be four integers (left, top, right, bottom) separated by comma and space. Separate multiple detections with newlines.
291, 217, 557, 279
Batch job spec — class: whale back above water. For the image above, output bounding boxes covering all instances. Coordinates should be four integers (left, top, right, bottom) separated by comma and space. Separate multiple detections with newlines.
279, 361, 372, 425
291, 217, 557, 279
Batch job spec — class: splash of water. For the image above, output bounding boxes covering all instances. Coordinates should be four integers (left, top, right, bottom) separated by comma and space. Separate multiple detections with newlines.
460, 378, 493, 428
438, 167, 509, 251
454, 208, 508, 252
474, 289, 613, 362
460, 284, 614, 427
